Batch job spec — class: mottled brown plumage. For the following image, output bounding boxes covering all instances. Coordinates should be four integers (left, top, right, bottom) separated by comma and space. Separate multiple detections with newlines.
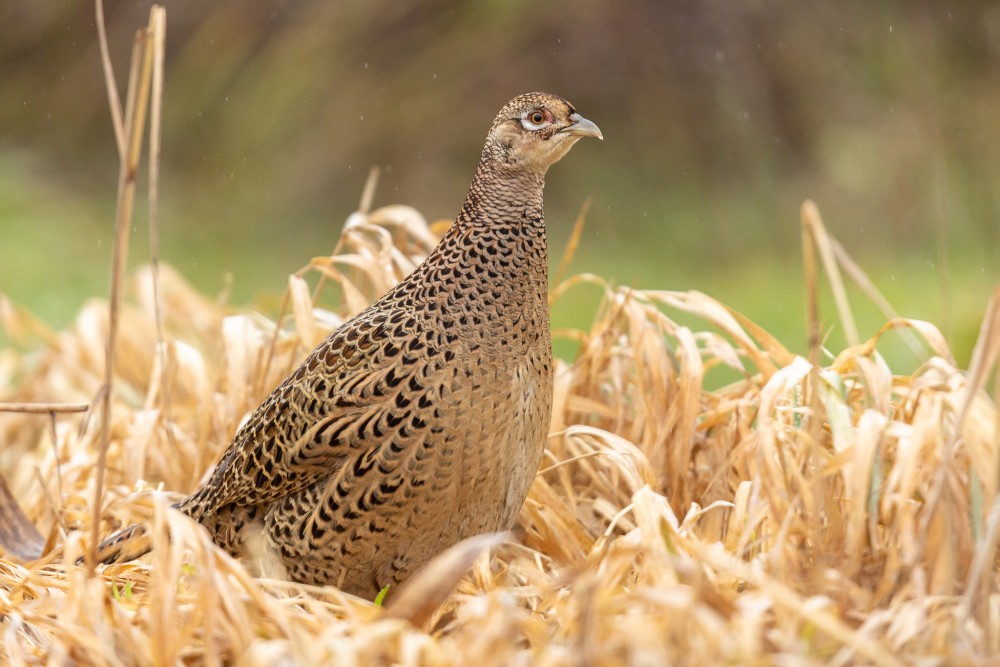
92, 92, 602, 598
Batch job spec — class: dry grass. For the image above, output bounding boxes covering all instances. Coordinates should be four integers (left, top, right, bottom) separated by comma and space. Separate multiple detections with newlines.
1, 199, 999, 665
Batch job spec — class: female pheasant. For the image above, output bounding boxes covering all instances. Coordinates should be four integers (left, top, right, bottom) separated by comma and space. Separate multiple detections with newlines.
92, 92, 602, 598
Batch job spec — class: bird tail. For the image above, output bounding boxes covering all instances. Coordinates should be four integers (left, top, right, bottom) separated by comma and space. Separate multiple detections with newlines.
79, 494, 211, 568
77, 522, 152, 567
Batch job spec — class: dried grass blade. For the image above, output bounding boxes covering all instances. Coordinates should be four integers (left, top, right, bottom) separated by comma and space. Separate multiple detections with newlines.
562, 425, 657, 490
550, 197, 590, 303
0, 403, 89, 414
830, 238, 924, 357
369, 206, 437, 250
386, 532, 511, 628
288, 274, 317, 350
89, 22, 155, 574
801, 200, 859, 346
359, 166, 379, 215
832, 318, 954, 370
958, 287, 1000, 434
310, 260, 372, 316
255, 289, 291, 397
648, 290, 778, 377
94, 0, 125, 158
723, 305, 796, 370
310, 169, 380, 305
801, 201, 827, 470
146, 6, 172, 420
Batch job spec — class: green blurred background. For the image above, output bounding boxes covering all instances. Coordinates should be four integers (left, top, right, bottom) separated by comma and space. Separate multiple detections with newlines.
1, 1, 998, 368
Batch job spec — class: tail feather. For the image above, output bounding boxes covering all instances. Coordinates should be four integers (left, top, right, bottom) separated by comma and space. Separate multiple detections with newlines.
76, 523, 152, 567
80, 496, 206, 568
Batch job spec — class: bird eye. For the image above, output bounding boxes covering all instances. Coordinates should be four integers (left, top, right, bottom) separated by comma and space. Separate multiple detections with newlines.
520, 109, 550, 130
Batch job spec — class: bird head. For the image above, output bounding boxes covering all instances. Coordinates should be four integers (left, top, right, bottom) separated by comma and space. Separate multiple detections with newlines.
483, 92, 603, 175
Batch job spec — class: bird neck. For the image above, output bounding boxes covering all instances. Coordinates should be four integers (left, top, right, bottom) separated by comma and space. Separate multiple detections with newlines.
406, 159, 550, 332
455, 160, 546, 229
385, 158, 552, 353
448, 160, 549, 290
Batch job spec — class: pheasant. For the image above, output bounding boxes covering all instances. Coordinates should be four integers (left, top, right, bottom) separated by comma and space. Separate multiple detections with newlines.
90, 92, 602, 598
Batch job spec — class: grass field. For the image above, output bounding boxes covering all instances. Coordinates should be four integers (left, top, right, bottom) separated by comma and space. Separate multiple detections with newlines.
3, 148, 994, 377
2, 6, 999, 664
1, 200, 999, 664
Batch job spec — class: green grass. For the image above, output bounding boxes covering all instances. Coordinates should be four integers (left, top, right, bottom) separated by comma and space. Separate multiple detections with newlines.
2, 154, 994, 372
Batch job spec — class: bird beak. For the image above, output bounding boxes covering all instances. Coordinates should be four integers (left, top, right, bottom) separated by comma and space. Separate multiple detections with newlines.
561, 113, 603, 140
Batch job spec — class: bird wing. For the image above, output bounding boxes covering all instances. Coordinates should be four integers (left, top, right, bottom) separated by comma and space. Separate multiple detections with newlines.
181, 305, 443, 518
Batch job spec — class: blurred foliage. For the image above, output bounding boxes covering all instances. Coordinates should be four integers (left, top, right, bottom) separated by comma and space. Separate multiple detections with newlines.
1, 0, 998, 366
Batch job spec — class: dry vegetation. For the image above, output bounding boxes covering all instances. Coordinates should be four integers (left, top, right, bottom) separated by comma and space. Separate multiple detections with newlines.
3, 5, 1000, 666
1, 198, 999, 665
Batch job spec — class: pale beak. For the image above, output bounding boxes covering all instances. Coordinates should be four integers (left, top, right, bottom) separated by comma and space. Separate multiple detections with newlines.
561, 113, 603, 140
